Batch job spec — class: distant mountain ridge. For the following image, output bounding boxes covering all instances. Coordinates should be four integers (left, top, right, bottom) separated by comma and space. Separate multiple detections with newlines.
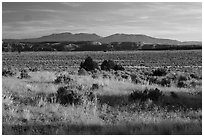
3, 32, 102, 43
98, 33, 181, 44
3, 32, 202, 45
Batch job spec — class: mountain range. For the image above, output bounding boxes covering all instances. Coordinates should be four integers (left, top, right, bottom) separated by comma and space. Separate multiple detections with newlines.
3, 32, 202, 45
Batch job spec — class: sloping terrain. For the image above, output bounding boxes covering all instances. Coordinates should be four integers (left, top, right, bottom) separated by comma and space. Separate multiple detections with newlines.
98, 33, 181, 44
3, 32, 201, 45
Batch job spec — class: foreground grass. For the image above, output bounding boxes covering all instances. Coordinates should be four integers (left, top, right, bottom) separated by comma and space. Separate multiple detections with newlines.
2, 101, 202, 135
2, 70, 202, 135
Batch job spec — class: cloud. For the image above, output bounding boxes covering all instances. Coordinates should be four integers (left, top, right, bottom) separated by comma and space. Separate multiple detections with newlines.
26, 9, 59, 13
2, 2, 202, 41
2, 10, 16, 13
139, 16, 149, 20
60, 2, 82, 7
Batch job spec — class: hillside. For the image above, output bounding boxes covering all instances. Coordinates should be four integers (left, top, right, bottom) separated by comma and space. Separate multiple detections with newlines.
3, 32, 102, 43
98, 33, 181, 44
3, 32, 201, 46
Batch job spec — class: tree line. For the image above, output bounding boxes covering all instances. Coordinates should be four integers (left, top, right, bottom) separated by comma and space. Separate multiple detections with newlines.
2, 41, 202, 52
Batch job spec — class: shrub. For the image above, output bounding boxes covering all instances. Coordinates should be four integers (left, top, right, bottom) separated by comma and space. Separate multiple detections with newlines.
170, 92, 178, 98
80, 56, 99, 71
56, 86, 83, 105
101, 60, 115, 71
148, 76, 157, 85
91, 83, 100, 90
29, 67, 39, 72
157, 77, 171, 87
114, 64, 125, 71
177, 81, 187, 88
2, 67, 16, 77
166, 72, 177, 80
152, 68, 167, 76
54, 74, 73, 84
121, 74, 130, 80
129, 88, 163, 102
129, 90, 148, 101
190, 80, 197, 88
147, 88, 163, 102
130, 73, 142, 84
19, 69, 30, 79
177, 73, 189, 81
190, 73, 199, 79
100, 59, 125, 71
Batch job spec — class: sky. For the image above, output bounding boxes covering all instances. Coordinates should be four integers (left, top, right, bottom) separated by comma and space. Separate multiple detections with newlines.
2, 2, 202, 41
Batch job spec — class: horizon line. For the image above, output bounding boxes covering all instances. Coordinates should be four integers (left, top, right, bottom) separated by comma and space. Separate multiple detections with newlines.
2, 31, 202, 42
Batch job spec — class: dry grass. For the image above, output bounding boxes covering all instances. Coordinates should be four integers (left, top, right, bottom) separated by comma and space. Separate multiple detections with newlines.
2, 70, 202, 135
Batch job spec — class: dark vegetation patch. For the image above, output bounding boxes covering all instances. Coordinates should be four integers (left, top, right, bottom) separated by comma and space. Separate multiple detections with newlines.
101, 60, 125, 71
54, 74, 73, 84
148, 76, 171, 87
2, 67, 16, 77
56, 86, 83, 105
152, 68, 167, 76
19, 68, 31, 79
80, 56, 99, 71
28, 67, 39, 72
80, 57, 125, 72
113, 64, 125, 71
101, 60, 115, 71
129, 88, 163, 102
91, 83, 100, 90
2, 40, 202, 53
2, 122, 202, 135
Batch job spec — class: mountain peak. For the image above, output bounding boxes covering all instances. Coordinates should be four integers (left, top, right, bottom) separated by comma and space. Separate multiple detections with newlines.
2, 32, 201, 45
34, 32, 102, 42
98, 33, 180, 44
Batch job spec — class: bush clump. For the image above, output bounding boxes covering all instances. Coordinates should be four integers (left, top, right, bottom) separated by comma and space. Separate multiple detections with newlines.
2, 67, 16, 77
29, 67, 39, 72
152, 68, 167, 76
130, 73, 142, 84
56, 86, 83, 105
101, 60, 115, 71
129, 90, 148, 102
176, 72, 189, 88
114, 64, 125, 71
177, 73, 189, 81
54, 74, 73, 84
190, 73, 199, 79
157, 77, 171, 87
91, 83, 100, 90
147, 88, 163, 101
148, 76, 157, 85
80, 56, 99, 71
170, 92, 178, 98
129, 88, 163, 102
19, 69, 30, 79
177, 81, 187, 88
101, 60, 125, 71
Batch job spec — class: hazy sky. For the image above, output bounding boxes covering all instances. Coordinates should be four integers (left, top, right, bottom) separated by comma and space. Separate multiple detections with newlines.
2, 2, 202, 41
